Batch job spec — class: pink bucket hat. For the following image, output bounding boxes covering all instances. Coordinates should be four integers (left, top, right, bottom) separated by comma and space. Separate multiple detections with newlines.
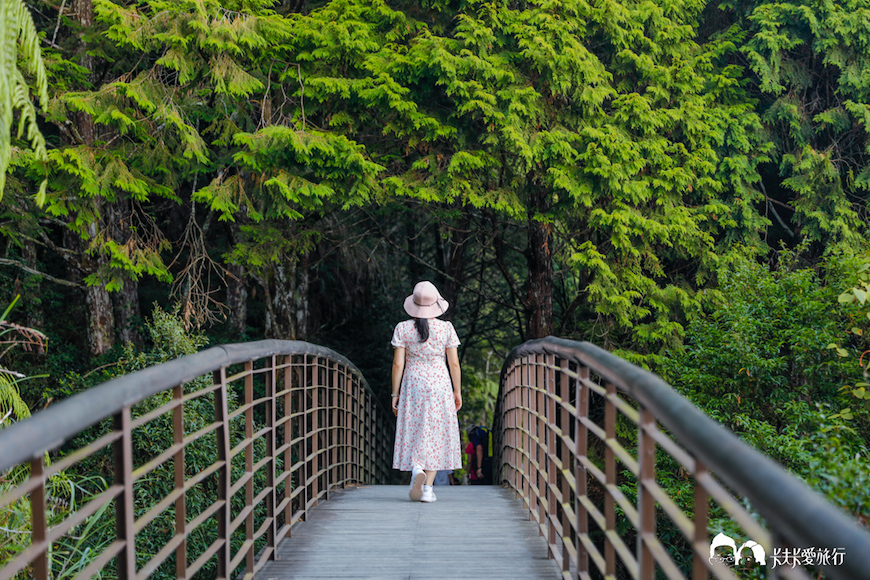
403, 281, 449, 319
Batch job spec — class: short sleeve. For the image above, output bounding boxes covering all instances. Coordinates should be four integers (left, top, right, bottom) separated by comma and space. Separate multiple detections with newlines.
446, 321, 460, 348
390, 323, 406, 348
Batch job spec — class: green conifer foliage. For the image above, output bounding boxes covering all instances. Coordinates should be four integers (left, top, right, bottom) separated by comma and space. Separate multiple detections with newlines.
256, 0, 768, 348
724, 0, 870, 250
33, 0, 297, 293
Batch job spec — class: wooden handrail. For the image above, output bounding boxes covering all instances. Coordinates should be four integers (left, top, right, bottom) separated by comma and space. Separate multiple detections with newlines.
493, 337, 870, 580
0, 340, 393, 580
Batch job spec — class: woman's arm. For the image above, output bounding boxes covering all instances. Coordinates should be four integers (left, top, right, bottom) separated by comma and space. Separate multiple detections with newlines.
391, 347, 405, 415
446, 347, 462, 411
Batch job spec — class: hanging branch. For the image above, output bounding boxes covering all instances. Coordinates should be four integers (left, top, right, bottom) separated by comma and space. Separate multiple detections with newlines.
0, 258, 82, 288
168, 208, 231, 330
760, 180, 796, 238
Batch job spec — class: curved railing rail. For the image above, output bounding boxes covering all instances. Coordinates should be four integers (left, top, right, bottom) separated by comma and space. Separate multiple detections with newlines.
0, 340, 393, 580
493, 337, 870, 580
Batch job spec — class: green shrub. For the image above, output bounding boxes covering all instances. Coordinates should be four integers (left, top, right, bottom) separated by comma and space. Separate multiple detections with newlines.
661, 248, 870, 525
43, 305, 236, 579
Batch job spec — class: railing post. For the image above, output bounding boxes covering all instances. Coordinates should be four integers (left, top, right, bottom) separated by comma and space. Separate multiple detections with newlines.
351, 369, 356, 484
604, 381, 617, 576
29, 456, 48, 580
362, 390, 370, 483
576, 364, 589, 575
283, 356, 293, 536
500, 363, 509, 488
312, 356, 320, 506
173, 385, 187, 579
113, 407, 136, 579
509, 361, 516, 492
638, 408, 656, 580
359, 387, 366, 483
523, 357, 531, 508
346, 372, 352, 484
353, 375, 360, 483
559, 358, 571, 574
693, 460, 709, 580
546, 354, 557, 558
244, 361, 255, 574
368, 391, 375, 482
535, 354, 546, 533
301, 356, 310, 519
507, 362, 516, 489
341, 367, 349, 487
330, 361, 339, 494
214, 368, 232, 578
266, 356, 277, 558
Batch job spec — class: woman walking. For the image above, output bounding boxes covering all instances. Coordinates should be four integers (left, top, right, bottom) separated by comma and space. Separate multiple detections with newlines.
391, 281, 463, 503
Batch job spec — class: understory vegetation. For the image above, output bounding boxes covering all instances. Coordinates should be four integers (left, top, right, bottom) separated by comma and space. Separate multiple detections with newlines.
662, 248, 870, 533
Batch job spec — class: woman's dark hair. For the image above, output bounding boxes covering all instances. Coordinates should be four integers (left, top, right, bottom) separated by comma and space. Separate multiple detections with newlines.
414, 318, 429, 342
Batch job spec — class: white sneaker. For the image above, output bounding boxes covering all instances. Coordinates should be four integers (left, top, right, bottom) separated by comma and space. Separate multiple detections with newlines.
409, 466, 425, 501
421, 485, 436, 503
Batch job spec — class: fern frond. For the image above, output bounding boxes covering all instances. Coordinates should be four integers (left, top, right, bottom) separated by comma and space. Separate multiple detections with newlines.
0, 370, 30, 423
0, 0, 48, 201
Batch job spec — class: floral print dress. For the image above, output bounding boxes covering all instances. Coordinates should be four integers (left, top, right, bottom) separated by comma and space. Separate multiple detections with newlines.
391, 318, 462, 471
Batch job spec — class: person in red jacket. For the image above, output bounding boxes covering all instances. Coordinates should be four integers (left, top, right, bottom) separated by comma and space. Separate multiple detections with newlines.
466, 426, 492, 485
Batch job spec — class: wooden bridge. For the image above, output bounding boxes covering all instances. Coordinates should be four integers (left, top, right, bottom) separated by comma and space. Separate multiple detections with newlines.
1, 338, 870, 580
255, 485, 560, 579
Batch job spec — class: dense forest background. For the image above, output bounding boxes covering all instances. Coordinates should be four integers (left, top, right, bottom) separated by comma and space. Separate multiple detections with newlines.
2, 0, 870, 572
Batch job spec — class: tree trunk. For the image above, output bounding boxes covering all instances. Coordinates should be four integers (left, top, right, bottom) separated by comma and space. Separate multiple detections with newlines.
68, 0, 115, 356
82, 224, 115, 355
294, 252, 310, 338
524, 187, 553, 339
113, 278, 141, 347
226, 262, 248, 335
439, 211, 469, 322
265, 263, 295, 339
263, 253, 310, 340
406, 216, 425, 284
109, 200, 142, 347
73, 0, 95, 145
63, 221, 115, 356
225, 221, 248, 335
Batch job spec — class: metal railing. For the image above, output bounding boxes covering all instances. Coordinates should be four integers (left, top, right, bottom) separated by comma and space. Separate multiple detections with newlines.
493, 337, 870, 580
0, 340, 393, 580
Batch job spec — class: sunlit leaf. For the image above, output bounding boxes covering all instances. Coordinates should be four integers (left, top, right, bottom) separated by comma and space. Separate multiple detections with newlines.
838, 292, 856, 303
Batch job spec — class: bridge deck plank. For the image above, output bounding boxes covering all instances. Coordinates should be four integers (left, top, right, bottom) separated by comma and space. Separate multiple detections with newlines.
254, 485, 561, 580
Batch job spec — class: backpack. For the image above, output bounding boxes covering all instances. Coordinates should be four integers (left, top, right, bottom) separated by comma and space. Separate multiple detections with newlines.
470, 426, 492, 457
